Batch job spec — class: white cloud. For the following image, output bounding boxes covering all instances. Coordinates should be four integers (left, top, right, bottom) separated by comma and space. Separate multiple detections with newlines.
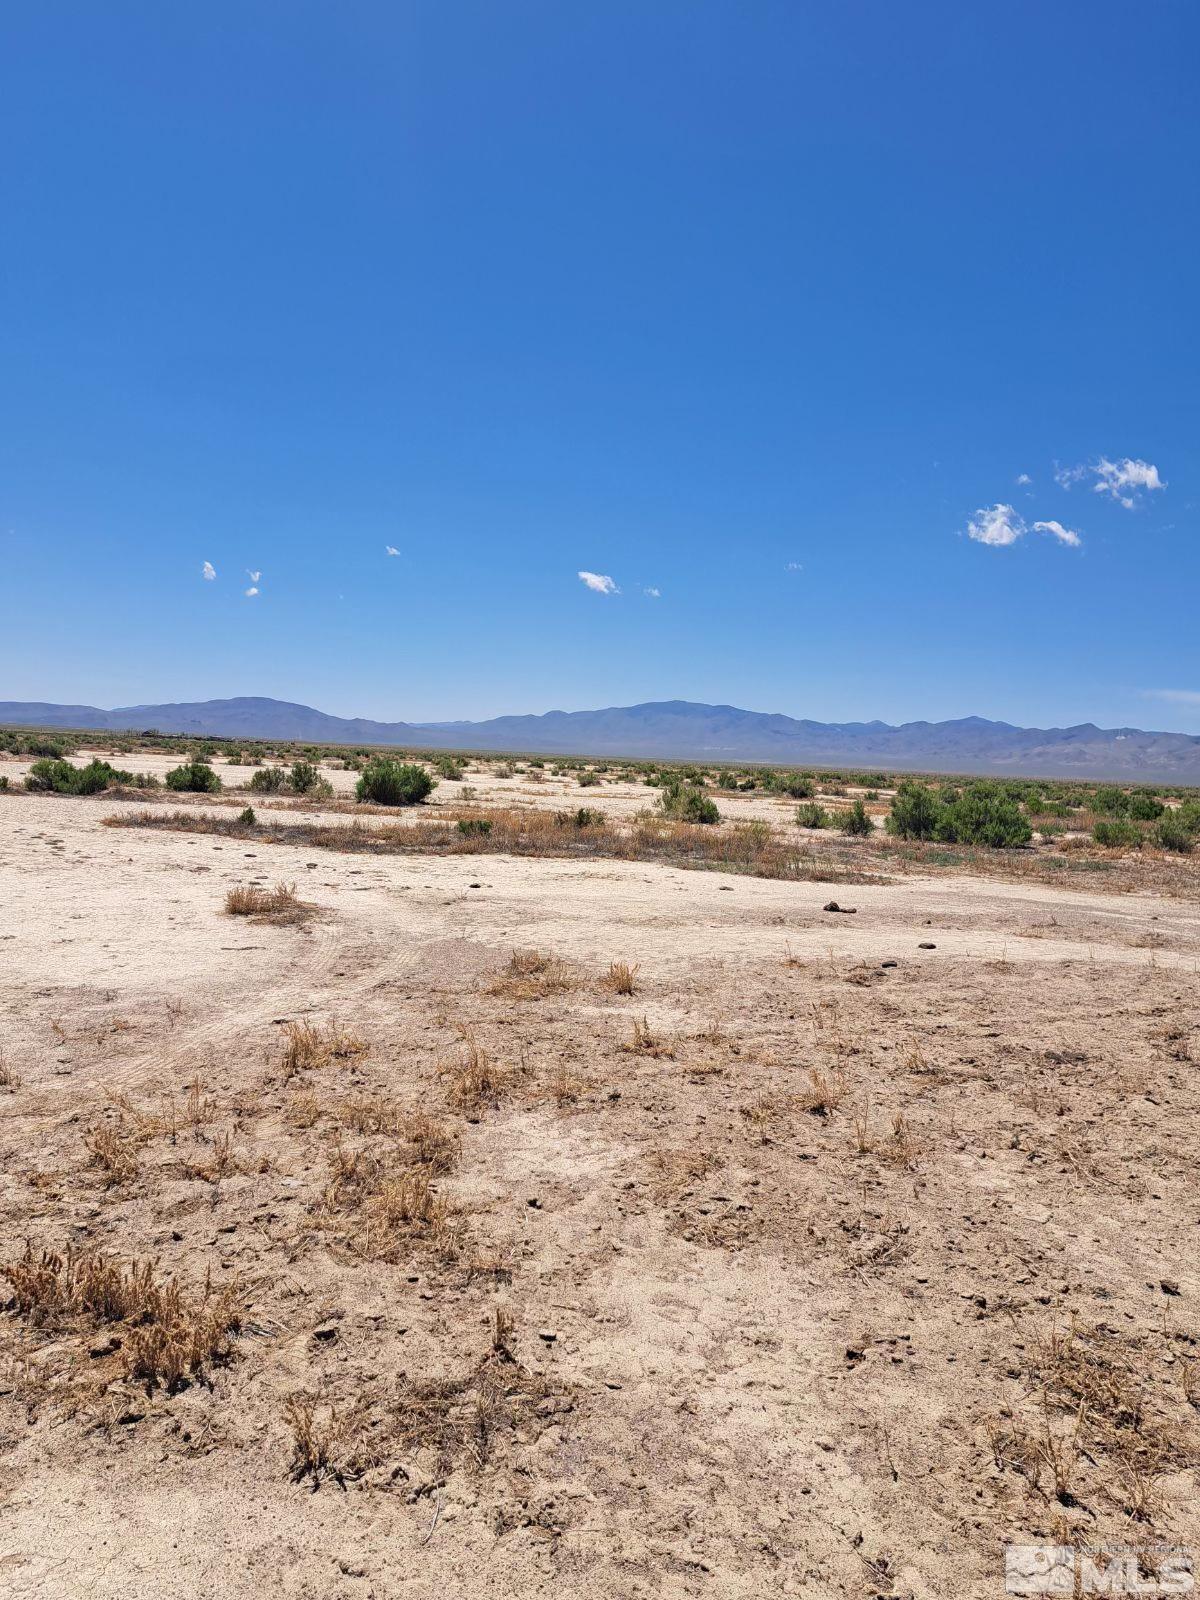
1032, 518, 1082, 548
643, 585, 661, 598
385, 545, 399, 557
1055, 456, 1165, 507
578, 570, 618, 595
786, 561, 803, 571
244, 585, 259, 598
202, 560, 216, 581
1016, 473, 1032, 486
246, 569, 261, 583
1092, 457, 1165, 507
1143, 688, 1200, 706
966, 504, 1026, 547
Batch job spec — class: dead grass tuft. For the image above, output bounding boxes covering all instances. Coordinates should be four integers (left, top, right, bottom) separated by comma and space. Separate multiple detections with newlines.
224, 881, 315, 922
603, 960, 639, 995
486, 948, 576, 1000
280, 1018, 368, 1080
2, 1244, 240, 1391
440, 1028, 511, 1115
621, 1016, 675, 1058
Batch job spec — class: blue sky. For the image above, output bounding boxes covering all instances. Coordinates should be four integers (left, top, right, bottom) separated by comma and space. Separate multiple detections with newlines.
2, 1, 1197, 729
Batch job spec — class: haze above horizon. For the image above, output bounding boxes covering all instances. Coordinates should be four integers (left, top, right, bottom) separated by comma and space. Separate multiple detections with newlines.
2, 2, 1197, 731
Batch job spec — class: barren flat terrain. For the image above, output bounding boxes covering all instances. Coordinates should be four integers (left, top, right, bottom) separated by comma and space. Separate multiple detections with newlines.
1, 777, 1198, 1599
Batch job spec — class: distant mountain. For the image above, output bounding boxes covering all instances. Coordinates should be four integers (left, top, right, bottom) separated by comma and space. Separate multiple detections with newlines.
2, 695, 1199, 781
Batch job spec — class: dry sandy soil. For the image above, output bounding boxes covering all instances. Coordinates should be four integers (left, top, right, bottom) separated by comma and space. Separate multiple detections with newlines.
1, 776, 1198, 1599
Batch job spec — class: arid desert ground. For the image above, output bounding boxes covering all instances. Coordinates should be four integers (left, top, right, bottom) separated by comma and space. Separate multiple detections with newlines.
1, 754, 1198, 1599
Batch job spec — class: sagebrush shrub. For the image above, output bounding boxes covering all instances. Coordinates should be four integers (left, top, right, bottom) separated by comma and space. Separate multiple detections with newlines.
289, 760, 321, 794
1092, 818, 1143, 849
886, 781, 942, 840
165, 760, 222, 793
657, 779, 720, 825
248, 766, 288, 793
840, 798, 873, 836
356, 760, 435, 806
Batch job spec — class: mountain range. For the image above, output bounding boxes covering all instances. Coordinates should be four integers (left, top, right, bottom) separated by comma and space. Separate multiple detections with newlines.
2, 696, 1199, 781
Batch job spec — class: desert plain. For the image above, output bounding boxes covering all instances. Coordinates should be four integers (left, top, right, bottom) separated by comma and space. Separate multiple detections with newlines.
0, 752, 1198, 1599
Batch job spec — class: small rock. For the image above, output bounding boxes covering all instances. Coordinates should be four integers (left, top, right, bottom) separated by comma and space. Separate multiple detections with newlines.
918, 942, 936, 950
881, 960, 898, 969
313, 1323, 339, 1342
823, 901, 841, 912
538, 1329, 558, 1343
1161, 1278, 1181, 1296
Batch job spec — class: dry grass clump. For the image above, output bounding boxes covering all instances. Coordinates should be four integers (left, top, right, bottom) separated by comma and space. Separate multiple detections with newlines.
224, 881, 314, 922
440, 1028, 511, 1115
603, 960, 639, 995
333, 1100, 458, 1171
486, 947, 576, 1000
987, 1319, 1197, 1524
2, 1244, 240, 1392
325, 1152, 456, 1264
106, 805, 891, 887
280, 1018, 368, 1080
796, 1064, 847, 1117
620, 1015, 675, 1058
284, 1352, 564, 1487
0, 1050, 22, 1091
646, 1148, 719, 1202
84, 1117, 150, 1186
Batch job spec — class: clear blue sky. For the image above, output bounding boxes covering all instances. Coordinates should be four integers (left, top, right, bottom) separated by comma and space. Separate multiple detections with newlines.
2, 1, 1197, 729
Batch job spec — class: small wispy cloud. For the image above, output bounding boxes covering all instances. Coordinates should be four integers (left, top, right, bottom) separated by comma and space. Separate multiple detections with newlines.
643, 585, 660, 598
1143, 688, 1200, 706
1016, 473, 1032, 486
1092, 457, 1165, 507
1032, 518, 1082, 548
578, 570, 618, 595
786, 561, 803, 571
1055, 456, 1165, 508
246, 569, 261, 583
966, 505, 1082, 549
202, 560, 216, 581
385, 545, 399, 557
966, 504, 1026, 547
245, 585, 259, 598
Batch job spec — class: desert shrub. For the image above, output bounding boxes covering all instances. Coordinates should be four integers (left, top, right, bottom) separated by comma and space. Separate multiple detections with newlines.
556, 807, 605, 828
775, 774, 814, 799
165, 760, 222, 793
885, 781, 942, 840
1175, 799, 1200, 834
1092, 786, 1129, 816
27, 758, 137, 795
839, 798, 873, 836
577, 770, 601, 787
457, 818, 493, 837
0, 776, 8, 792
1151, 811, 1194, 853
289, 760, 321, 794
239, 806, 257, 826
433, 755, 465, 780
795, 801, 830, 829
937, 782, 1032, 848
356, 759, 435, 806
657, 779, 720, 825
1126, 792, 1165, 821
1092, 818, 1143, 849
248, 766, 288, 793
